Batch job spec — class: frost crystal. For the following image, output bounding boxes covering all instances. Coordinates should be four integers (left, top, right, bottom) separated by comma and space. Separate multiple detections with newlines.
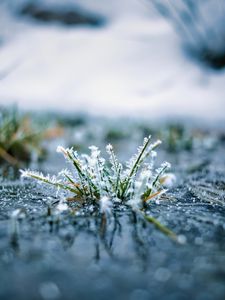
100, 196, 112, 214
21, 137, 173, 210
56, 146, 68, 157
20, 136, 178, 239
106, 144, 113, 152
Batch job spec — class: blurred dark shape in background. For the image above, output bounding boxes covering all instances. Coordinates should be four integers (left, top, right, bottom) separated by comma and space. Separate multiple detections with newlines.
1, 0, 225, 69
150, 0, 225, 69
18, 2, 104, 27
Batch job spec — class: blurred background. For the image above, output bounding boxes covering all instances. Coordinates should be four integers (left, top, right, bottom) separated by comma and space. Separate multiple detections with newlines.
0, 0, 224, 122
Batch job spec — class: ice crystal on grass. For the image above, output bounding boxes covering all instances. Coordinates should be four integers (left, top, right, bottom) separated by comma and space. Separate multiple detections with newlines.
100, 196, 112, 215
21, 136, 177, 240
21, 136, 172, 207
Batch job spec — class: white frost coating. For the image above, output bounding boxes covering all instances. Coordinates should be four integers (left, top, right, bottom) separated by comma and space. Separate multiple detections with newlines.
56, 145, 66, 154
150, 140, 162, 149
56, 202, 68, 212
20, 169, 45, 179
127, 197, 141, 211
89, 145, 101, 165
56, 146, 72, 159
20, 137, 171, 210
100, 196, 112, 214
89, 145, 99, 152
58, 169, 70, 176
20, 169, 61, 185
20, 169, 30, 178
56, 146, 76, 156
151, 151, 157, 158
158, 162, 171, 170
139, 169, 152, 181
106, 144, 113, 152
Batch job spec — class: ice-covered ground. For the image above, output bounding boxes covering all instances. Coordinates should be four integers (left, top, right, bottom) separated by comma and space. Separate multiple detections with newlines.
0, 0, 224, 121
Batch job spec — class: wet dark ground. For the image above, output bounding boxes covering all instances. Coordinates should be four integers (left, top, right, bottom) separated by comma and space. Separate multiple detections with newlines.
0, 123, 225, 300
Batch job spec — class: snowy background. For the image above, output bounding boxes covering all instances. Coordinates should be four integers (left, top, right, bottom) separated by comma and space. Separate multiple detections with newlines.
0, 0, 224, 122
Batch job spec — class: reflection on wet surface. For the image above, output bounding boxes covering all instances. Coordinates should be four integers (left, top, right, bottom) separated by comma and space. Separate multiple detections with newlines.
0, 175, 225, 299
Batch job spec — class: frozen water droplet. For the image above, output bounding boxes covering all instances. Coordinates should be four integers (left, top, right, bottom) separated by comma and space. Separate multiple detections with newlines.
129, 289, 149, 300
195, 237, 203, 245
177, 234, 187, 244
154, 267, 171, 282
39, 282, 60, 300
